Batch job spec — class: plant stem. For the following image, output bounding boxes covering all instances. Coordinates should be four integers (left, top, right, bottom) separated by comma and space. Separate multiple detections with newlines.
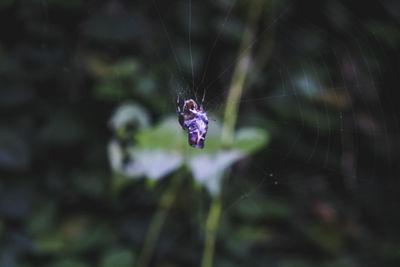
201, 1, 265, 267
137, 171, 184, 267
221, 0, 264, 148
201, 192, 222, 267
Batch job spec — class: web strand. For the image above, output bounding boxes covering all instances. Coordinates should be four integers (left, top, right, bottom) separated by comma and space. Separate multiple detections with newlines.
188, 0, 195, 93
199, 0, 237, 86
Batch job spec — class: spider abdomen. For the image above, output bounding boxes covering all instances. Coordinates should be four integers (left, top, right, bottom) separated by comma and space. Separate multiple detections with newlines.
183, 113, 208, 148
177, 98, 209, 149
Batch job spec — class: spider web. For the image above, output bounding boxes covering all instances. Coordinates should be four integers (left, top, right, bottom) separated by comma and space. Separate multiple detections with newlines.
14, 0, 398, 266
151, 0, 399, 266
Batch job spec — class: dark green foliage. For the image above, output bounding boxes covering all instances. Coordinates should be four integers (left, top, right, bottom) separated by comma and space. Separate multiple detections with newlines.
1, 0, 400, 266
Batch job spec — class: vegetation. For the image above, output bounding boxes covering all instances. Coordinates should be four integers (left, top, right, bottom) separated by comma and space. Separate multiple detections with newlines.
1, 0, 399, 266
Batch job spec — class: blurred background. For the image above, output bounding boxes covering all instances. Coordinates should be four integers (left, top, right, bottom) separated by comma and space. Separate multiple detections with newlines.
1, 0, 400, 266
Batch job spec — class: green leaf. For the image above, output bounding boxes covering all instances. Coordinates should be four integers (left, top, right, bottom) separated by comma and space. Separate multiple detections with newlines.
35, 237, 64, 254
135, 117, 186, 150
309, 223, 344, 254
109, 116, 269, 194
68, 221, 116, 254
278, 259, 314, 267
234, 197, 292, 220
47, 259, 88, 267
100, 249, 135, 267
113, 59, 140, 78
28, 202, 56, 237
235, 127, 269, 155
109, 102, 150, 132
108, 140, 125, 174
93, 79, 127, 101
188, 150, 243, 194
124, 149, 184, 180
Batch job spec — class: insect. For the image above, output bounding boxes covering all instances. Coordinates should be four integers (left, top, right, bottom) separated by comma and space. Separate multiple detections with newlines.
177, 96, 209, 149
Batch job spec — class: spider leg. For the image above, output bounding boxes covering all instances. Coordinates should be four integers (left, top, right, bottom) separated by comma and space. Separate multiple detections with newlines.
177, 96, 186, 128
176, 95, 181, 113
189, 108, 198, 115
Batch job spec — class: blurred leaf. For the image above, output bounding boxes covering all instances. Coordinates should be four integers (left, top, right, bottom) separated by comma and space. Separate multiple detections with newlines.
0, 55, 22, 76
28, 202, 56, 237
108, 140, 124, 174
109, 102, 150, 132
365, 22, 400, 48
278, 259, 314, 267
47, 259, 88, 267
229, 224, 270, 252
188, 150, 243, 194
113, 59, 140, 78
0, 0, 13, 9
0, 220, 4, 236
0, 128, 30, 171
71, 172, 105, 198
86, 56, 114, 78
84, 13, 148, 43
322, 258, 357, 267
234, 197, 292, 220
67, 221, 116, 254
0, 84, 33, 107
236, 225, 269, 241
38, 112, 85, 145
109, 172, 132, 196
318, 89, 349, 109
110, 115, 269, 194
135, 117, 187, 150
48, 0, 82, 9
57, 216, 116, 255
300, 106, 339, 131
215, 258, 242, 267
309, 223, 344, 254
0, 188, 31, 220
1, 0, 398, 266
235, 127, 269, 155
124, 149, 183, 180
377, 242, 400, 265
35, 237, 64, 254
269, 99, 339, 132
185, 124, 266, 194
136, 73, 157, 94
93, 79, 127, 101
0, 253, 17, 267
59, 216, 87, 241
100, 249, 135, 267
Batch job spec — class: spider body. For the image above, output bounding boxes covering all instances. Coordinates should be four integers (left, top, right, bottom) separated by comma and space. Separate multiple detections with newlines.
177, 98, 209, 149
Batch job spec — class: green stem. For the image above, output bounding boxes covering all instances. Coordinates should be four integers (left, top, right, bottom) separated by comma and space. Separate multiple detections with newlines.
137, 171, 184, 267
221, 0, 264, 148
201, 193, 222, 267
201, 1, 265, 267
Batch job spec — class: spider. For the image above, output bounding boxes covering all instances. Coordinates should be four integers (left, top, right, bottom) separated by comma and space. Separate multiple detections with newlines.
177, 96, 209, 149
